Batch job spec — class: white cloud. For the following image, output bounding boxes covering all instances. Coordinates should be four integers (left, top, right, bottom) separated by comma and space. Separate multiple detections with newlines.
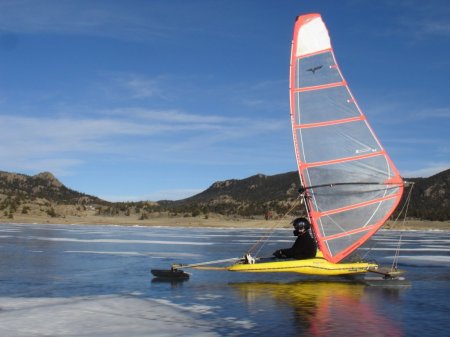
0, 1, 171, 41
401, 163, 450, 178
103, 73, 169, 100
0, 108, 286, 176
419, 21, 450, 36
2, 158, 84, 177
100, 188, 203, 202
394, 1, 450, 39
104, 107, 240, 125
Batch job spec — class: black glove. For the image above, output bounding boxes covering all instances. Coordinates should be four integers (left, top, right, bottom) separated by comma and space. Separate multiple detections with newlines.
273, 249, 287, 258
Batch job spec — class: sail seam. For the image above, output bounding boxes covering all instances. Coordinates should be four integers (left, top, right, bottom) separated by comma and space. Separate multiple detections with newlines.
294, 116, 364, 129
322, 225, 375, 241
303, 151, 385, 168
293, 81, 345, 92
296, 48, 332, 59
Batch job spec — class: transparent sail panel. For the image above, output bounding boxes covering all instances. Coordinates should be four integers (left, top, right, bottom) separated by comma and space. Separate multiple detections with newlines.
297, 120, 381, 164
303, 156, 400, 212
309, 182, 400, 214
296, 52, 342, 88
325, 230, 370, 258
304, 155, 398, 187
295, 86, 360, 125
316, 198, 397, 238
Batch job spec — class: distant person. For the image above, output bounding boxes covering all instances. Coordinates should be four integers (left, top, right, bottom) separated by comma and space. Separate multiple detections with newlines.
273, 217, 317, 259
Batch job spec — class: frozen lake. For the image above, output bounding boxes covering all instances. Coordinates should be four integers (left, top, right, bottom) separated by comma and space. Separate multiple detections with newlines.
0, 223, 449, 336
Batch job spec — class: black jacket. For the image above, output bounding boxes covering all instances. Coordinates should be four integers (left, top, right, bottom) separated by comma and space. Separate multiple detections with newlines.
274, 231, 317, 259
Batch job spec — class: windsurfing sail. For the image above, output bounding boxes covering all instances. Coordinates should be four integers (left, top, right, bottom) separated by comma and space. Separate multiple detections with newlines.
289, 14, 404, 263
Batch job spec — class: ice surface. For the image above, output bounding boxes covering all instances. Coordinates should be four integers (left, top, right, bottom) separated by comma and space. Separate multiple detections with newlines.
359, 247, 450, 252
0, 295, 219, 337
31, 237, 213, 245
387, 255, 450, 265
64, 250, 201, 258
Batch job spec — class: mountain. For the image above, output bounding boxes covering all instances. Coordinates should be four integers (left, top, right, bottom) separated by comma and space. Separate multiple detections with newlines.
0, 169, 449, 221
0, 171, 109, 219
175, 172, 300, 203
403, 169, 450, 221
159, 172, 303, 218
162, 169, 450, 221
0, 171, 105, 205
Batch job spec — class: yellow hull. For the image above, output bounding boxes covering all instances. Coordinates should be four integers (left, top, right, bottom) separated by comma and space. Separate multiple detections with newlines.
227, 253, 377, 276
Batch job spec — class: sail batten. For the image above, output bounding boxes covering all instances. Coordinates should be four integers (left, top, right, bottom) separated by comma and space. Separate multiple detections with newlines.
290, 14, 404, 263
294, 82, 346, 92
301, 151, 386, 168
294, 116, 365, 129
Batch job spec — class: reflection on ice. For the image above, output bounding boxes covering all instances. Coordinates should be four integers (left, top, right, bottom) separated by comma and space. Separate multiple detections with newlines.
0, 295, 219, 337
231, 281, 404, 337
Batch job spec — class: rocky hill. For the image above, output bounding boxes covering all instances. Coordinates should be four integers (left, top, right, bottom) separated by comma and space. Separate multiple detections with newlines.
159, 172, 303, 218
162, 169, 450, 221
0, 171, 108, 219
404, 169, 450, 221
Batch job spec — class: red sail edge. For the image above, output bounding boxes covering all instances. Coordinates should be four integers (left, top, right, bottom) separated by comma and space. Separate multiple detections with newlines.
289, 14, 404, 263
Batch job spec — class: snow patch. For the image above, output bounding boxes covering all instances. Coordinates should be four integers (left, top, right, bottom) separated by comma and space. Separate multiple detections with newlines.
0, 295, 219, 337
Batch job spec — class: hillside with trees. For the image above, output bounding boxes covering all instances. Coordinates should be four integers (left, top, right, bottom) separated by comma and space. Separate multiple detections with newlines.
403, 169, 450, 221
0, 169, 448, 222
0, 171, 108, 220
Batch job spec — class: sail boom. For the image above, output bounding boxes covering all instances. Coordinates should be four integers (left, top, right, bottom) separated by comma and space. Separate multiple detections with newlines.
300, 181, 404, 190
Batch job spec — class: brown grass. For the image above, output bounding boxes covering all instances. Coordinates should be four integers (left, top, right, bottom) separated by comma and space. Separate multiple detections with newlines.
1, 212, 449, 230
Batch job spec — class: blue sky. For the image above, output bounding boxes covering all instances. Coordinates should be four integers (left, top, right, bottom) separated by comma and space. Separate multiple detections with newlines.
0, 0, 449, 201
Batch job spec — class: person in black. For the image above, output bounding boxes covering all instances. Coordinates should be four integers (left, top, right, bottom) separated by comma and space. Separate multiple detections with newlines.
273, 217, 317, 259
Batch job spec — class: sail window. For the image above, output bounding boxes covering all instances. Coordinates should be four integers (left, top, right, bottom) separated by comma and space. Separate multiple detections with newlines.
316, 197, 398, 238
295, 86, 360, 125
296, 51, 342, 88
303, 156, 401, 212
297, 120, 381, 164
325, 230, 369, 258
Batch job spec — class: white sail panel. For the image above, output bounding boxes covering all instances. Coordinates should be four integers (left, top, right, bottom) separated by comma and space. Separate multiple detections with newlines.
295, 15, 331, 57
289, 14, 404, 263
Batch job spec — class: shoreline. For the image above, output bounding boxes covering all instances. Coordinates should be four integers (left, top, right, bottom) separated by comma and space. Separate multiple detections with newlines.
1, 214, 449, 231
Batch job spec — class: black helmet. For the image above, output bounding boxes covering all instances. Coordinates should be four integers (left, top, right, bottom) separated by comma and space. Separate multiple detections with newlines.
292, 217, 311, 231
